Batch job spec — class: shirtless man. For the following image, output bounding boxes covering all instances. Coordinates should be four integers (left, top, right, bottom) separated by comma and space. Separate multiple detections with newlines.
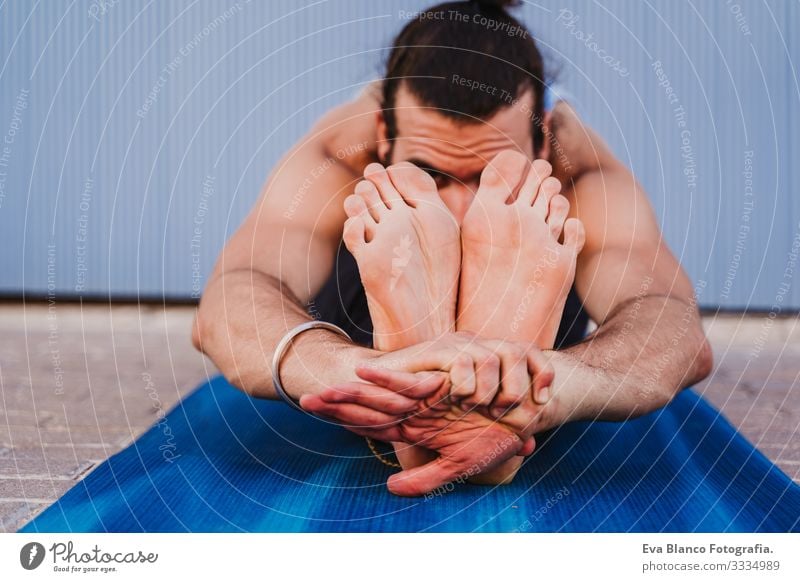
192, 0, 712, 496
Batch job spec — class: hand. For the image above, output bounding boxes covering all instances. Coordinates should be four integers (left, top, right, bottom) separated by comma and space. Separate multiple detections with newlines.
313, 364, 551, 446
301, 360, 552, 496
302, 366, 535, 496
353, 333, 554, 416
299, 368, 445, 442
301, 337, 554, 494
403, 334, 555, 417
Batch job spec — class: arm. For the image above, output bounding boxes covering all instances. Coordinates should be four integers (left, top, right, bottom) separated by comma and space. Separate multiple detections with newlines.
191, 83, 541, 404
192, 88, 381, 398
539, 103, 713, 430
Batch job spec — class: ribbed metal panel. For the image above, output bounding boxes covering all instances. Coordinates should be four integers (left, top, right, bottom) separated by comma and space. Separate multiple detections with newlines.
0, 0, 797, 309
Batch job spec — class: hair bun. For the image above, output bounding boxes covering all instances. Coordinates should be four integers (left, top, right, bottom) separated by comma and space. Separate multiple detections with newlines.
471, 0, 520, 10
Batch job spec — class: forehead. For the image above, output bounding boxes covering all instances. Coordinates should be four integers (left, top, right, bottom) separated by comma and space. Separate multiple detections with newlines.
391, 87, 535, 178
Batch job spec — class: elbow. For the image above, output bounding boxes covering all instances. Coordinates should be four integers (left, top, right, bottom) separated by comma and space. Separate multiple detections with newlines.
693, 336, 714, 383
189, 298, 267, 398
190, 308, 249, 392
191, 301, 218, 356
662, 331, 713, 405
678, 333, 712, 391
191, 310, 205, 353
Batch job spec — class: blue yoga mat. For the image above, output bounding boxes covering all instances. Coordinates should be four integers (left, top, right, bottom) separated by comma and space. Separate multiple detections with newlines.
21, 376, 800, 532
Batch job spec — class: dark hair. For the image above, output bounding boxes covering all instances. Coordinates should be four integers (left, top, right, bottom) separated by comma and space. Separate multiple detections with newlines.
382, 0, 547, 154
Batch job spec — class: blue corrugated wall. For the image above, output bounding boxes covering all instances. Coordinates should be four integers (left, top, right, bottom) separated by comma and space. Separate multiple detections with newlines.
0, 0, 797, 309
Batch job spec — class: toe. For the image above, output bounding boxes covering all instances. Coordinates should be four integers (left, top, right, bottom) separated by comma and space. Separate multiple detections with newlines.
343, 195, 376, 243
547, 194, 570, 240
386, 162, 439, 208
355, 180, 386, 222
562, 217, 586, 253
532, 176, 561, 218
477, 150, 529, 205
517, 159, 552, 206
344, 193, 374, 223
364, 162, 403, 209
342, 216, 367, 251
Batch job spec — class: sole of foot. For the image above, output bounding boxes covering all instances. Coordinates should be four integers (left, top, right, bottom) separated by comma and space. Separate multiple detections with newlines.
343, 162, 462, 352
458, 150, 585, 348
457, 150, 585, 484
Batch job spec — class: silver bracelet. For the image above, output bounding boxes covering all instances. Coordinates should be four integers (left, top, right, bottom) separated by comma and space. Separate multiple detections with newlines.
271, 320, 352, 412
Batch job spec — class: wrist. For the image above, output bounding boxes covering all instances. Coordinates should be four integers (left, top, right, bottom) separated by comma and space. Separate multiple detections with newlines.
542, 347, 616, 428
533, 350, 573, 431
280, 327, 375, 400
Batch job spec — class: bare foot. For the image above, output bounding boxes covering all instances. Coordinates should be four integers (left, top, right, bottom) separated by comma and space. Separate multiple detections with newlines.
343, 162, 461, 469
457, 150, 585, 482
459, 150, 585, 346
343, 162, 461, 351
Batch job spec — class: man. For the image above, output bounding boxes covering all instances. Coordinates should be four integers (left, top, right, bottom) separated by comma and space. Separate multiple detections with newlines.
192, 0, 712, 496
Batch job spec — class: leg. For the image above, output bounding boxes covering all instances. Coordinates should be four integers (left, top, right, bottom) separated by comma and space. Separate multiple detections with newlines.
457, 150, 585, 482
343, 162, 461, 467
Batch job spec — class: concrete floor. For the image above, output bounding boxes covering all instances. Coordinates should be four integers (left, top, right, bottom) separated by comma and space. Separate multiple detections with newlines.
1, 302, 798, 531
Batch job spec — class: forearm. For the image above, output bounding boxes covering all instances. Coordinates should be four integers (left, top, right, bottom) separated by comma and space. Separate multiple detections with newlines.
542, 294, 712, 429
192, 268, 373, 399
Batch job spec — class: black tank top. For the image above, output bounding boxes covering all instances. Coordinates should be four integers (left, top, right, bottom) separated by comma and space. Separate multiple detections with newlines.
311, 243, 588, 349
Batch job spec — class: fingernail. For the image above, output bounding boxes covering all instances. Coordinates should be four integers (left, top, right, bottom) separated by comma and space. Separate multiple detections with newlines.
538, 387, 550, 403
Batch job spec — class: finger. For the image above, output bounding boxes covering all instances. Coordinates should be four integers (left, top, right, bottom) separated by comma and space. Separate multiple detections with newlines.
448, 354, 476, 401
355, 366, 446, 399
321, 419, 402, 442
463, 351, 500, 409
400, 344, 467, 373
319, 383, 419, 415
526, 349, 555, 404
386, 457, 464, 497
490, 344, 531, 416
520, 436, 536, 457
296, 405, 403, 441
299, 395, 402, 430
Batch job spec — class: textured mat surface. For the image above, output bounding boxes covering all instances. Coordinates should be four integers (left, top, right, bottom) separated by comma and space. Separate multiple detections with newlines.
21, 376, 800, 532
